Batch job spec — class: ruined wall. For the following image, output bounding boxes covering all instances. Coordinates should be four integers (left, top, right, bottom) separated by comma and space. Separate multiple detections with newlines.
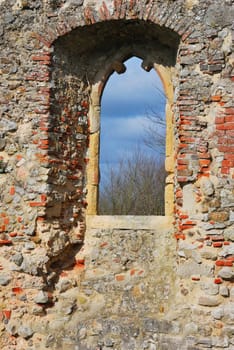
0, 0, 233, 349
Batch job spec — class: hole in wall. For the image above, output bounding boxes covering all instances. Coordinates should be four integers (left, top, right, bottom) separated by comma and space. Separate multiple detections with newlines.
99, 57, 167, 215
51, 18, 179, 221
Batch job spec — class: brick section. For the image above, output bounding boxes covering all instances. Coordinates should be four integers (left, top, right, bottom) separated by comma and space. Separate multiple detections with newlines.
0, 1, 233, 349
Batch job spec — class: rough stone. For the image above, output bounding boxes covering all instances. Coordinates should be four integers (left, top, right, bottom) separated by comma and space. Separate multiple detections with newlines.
198, 296, 221, 307
6, 321, 18, 336
220, 286, 229, 297
200, 282, 219, 296
199, 178, 214, 197
218, 267, 234, 281
10, 253, 23, 266
0, 118, 18, 132
34, 291, 49, 304
55, 278, 73, 293
224, 227, 234, 241
178, 260, 214, 278
17, 324, 34, 339
0, 1, 233, 349
0, 274, 11, 286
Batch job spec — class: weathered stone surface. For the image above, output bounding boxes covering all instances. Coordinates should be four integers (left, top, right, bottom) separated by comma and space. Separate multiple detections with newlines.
10, 252, 23, 266
220, 285, 229, 297
212, 303, 234, 321
0, 118, 17, 132
0, 1, 233, 349
17, 325, 34, 339
199, 178, 214, 197
178, 260, 214, 278
0, 273, 11, 286
6, 321, 18, 336
34, 291, 49, 304
55, 278, 73, 293
224, 227, 234, 241
218, 267, 234, 281
200, 282, 219, 296
198, 296, 221, 307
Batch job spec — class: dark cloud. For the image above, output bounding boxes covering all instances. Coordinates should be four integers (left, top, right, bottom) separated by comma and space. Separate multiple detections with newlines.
101, 57, 165, 118
100, 57, 166, 176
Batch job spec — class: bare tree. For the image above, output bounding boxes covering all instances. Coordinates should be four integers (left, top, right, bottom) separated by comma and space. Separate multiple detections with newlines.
142, 110, 166, 155
99, 148, 166, 215
142, 85, 166, 155
99, 84, 167, 215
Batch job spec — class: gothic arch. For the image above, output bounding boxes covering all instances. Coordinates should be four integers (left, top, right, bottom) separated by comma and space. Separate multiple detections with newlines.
48, 19, 180, 232
87, 52, 175, 216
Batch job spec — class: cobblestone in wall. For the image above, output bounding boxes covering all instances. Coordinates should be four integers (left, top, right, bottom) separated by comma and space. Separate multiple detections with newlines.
0, 0, 233, 349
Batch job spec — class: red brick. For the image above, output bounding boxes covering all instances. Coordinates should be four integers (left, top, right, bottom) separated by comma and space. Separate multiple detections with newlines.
9, 232, 17, 237
2, 310, 11, 320
180, 224, 195, 230
211, 95, 222, 102
199, 159, 211, 167
213, 242, 223, 248
218, 145, 234, 152
0, 239, 12, 245
41, 194, 47, 202
115, 274, 125, 281
191, 276, 200, 281
37, 217, 45, 222
178, 143, 188, 149
3, 217, 9, 225
225, 115, 234, 122
214, 278, 222, 284
224, 108, 234, 115
215, 116, 224, 124
40, 139, 49, 145
29, 202, 46, 207
174, 233, 185, 240
215, 130, 225, 136
12, 287, 23, 294
221, 167, 230, 174
100, 242, 108, 248
9, 186, 15, 195
176, 190, 183, 198
177, 165, 188, 171
218, 137, 234, 145
222, 160, 234, 167
32, 55, 51, 61
226, 130, 234, 137
183, 220, 196, 225
179, 214, 189, 219
226, 256, 234, 261
0, 225, 6, 232
216, 123, 234, 130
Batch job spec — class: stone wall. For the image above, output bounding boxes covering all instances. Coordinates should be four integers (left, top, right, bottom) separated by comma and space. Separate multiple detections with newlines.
0, 0, 233, 349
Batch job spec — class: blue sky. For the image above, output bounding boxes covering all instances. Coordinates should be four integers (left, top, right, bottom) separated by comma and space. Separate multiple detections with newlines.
100, 57, 166, 174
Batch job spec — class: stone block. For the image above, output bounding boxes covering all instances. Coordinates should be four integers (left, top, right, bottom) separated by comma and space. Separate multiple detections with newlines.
198, 296, 221, 307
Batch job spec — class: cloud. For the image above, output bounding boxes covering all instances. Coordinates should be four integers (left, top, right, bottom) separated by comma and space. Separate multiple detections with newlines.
99, 57, 166, 176
100, 115, 163, 163
101, 57, 165, 118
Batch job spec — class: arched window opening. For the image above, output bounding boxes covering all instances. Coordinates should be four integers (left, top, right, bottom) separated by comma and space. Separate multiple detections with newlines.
99, 57, 166, 215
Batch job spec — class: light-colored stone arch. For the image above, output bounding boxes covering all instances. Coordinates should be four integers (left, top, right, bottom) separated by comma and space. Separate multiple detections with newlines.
87, 56, 176, 216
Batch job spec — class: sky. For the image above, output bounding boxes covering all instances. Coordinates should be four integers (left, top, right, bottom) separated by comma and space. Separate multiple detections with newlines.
100, 56, 166, 178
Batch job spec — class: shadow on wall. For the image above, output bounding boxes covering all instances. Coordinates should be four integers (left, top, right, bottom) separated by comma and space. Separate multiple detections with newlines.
36, 19, 179, 284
